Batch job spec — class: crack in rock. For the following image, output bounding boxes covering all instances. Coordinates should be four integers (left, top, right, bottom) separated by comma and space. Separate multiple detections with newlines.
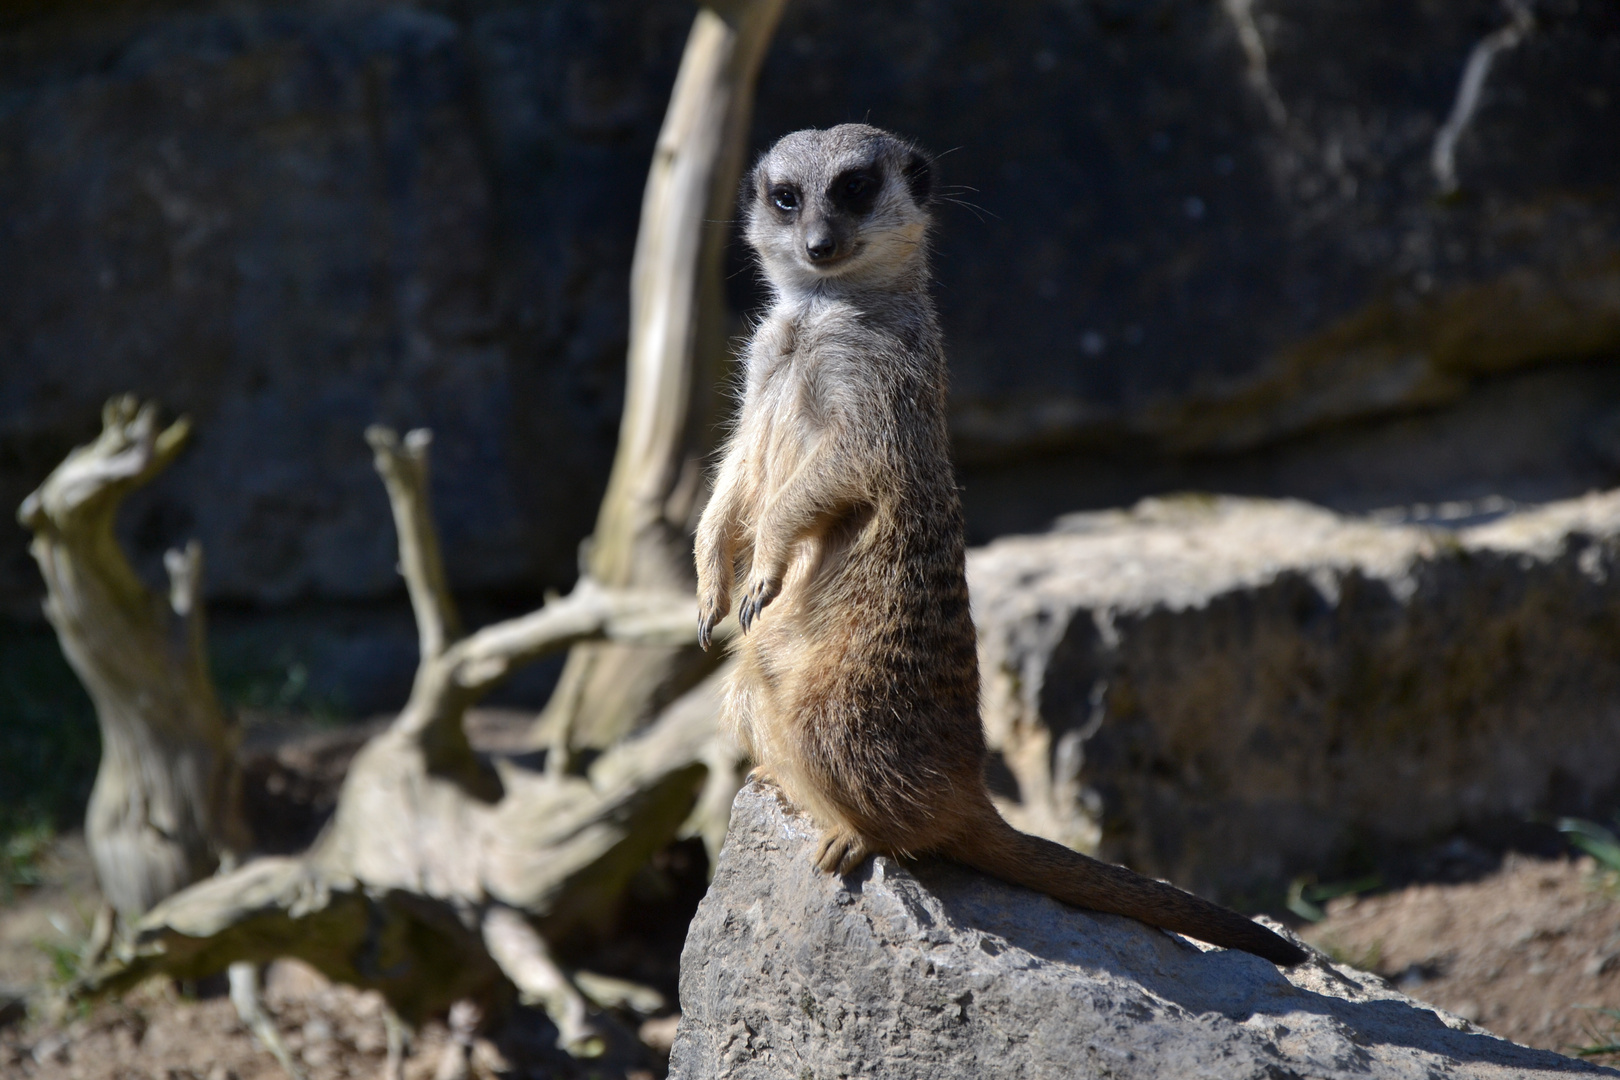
1431, 0, 1536, 195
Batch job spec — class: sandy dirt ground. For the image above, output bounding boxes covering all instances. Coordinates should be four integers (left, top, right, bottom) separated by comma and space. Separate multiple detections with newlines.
1302, 853, 1620, 1062
3, 709, 1615, 1078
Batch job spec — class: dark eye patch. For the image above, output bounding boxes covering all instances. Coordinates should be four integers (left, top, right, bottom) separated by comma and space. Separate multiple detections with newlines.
829, 168, 881, 214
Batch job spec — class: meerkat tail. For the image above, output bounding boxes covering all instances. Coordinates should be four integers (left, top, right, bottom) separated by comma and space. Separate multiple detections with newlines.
950, 818, 1308, 967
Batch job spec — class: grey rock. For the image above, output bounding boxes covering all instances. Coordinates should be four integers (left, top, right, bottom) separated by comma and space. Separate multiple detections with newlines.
5, 1, 1620, 620
969, 491, 1620, 900
671, 781, 1611, 1080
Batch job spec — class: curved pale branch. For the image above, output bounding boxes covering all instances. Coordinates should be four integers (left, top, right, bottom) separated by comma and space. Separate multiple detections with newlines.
449, 582, 719, 696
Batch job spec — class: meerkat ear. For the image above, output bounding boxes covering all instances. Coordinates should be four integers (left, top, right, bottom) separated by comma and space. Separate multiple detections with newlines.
742, 157, 769, 213
902, 151, 933, 205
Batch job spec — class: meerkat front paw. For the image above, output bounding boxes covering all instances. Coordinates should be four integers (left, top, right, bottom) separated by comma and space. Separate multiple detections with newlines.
813, 828, 873, 876
737, 576, 781, 633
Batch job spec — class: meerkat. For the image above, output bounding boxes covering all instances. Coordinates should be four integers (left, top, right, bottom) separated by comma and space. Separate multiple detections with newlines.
695, 124, 1306, 967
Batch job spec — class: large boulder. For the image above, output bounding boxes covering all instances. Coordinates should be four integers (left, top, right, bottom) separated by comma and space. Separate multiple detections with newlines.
4, 0, 1619, 623
670, 781, 1612, 1080
970, 490, 1620, 900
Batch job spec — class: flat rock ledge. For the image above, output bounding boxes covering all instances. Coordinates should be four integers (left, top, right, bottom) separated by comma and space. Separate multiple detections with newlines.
966, 491, 1620, 896
670, 782, 1615, 1080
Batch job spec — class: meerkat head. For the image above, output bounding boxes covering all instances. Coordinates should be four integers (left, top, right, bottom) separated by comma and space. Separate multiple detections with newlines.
745, 124, 935, 298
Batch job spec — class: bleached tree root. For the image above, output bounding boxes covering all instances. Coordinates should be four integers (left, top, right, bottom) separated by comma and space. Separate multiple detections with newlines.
39, 2, 785, 1058
78, 424, 728, 1057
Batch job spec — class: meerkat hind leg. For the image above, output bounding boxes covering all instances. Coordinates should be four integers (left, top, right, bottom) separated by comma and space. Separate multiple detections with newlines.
814, 826, 874, 876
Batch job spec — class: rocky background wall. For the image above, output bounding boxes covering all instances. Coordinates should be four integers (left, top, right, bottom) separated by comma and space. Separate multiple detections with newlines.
3, 0, 1618, 715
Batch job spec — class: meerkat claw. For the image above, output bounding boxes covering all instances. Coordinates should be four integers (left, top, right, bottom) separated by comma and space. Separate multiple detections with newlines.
814, 829, 872, 876
697, 601, 722, 650
738, 578, 779, 634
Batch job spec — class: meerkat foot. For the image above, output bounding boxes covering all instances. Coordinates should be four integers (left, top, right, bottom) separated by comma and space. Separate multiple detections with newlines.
814, 828, 873, 876
748, 767, 797, 812
737, 576, 781, 633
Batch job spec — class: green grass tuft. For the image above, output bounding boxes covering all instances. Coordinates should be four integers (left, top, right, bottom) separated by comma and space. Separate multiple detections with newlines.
1556, 818, 1620, 876
1, 820, 54, 902
1286, 873, 1383, 923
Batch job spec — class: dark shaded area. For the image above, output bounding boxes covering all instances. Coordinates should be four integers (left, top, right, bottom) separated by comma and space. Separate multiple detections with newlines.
239, 718, 384, 853
561, 837, 713, 1004
961, 358, 1620, 545
0, 623, 97, 835
1, 0, 695, 615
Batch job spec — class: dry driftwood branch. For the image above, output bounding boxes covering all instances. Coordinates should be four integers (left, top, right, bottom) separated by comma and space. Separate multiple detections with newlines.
229, 962, 309, 1080
366, 426, 461, 662
86, 424, 721, 1058
538, 0, 790, 760
17, 396, 248, 921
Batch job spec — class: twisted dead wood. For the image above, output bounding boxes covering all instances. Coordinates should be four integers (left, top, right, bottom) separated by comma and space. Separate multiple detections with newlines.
18, 396, 248, 921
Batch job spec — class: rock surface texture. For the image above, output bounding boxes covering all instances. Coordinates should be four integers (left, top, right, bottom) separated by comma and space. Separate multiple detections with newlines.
670, 782, 1613, 1080
970, 491, 1620, 900
4, 1, 1620, 623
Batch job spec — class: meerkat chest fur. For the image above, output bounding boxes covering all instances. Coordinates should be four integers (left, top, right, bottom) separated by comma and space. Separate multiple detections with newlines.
740, 296, 943, 506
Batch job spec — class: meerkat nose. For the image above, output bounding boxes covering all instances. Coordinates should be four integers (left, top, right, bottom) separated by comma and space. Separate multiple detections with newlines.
805, 236, 837, 262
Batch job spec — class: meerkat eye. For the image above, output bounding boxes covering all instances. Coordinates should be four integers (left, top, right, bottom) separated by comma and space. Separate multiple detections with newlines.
770, 186, 799, 212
